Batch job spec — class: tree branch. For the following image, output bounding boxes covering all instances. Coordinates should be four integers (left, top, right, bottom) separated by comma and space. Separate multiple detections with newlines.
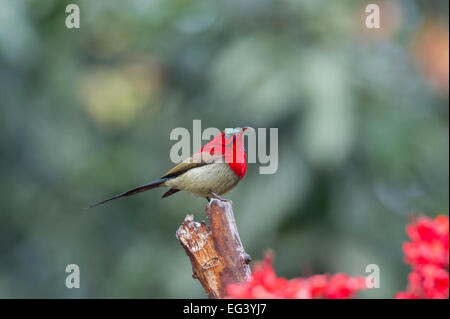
176, 199, 252, 298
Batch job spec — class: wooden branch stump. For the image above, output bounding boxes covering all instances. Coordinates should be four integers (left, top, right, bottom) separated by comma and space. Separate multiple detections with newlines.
176, 199, 252, 299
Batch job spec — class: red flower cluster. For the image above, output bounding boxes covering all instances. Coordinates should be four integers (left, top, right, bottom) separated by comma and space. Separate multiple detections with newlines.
395, 215, 449, 299
226, 215, 448, 299
226, 253, 367, 299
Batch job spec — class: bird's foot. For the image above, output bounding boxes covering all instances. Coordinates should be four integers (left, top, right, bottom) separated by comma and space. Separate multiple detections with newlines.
208, 191, 233, 205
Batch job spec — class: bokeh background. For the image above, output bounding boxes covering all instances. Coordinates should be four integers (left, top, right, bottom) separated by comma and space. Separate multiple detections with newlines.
0, 0, 448, 298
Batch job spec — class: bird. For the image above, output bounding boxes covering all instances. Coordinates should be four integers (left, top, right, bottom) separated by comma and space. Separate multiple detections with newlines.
88, 127, 252, 208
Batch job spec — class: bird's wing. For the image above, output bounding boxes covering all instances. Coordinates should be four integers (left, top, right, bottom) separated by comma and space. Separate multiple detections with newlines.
162, 152, 223, 179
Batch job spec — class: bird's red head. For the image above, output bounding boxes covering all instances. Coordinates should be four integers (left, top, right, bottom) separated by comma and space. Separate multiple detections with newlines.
200, 127, 252, 178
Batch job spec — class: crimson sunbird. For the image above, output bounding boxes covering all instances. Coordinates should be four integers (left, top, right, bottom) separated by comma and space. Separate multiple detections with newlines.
88, 127, 252, 208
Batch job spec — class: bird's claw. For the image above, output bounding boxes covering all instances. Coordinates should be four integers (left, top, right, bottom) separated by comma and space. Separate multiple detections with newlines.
208, 191, 233, 205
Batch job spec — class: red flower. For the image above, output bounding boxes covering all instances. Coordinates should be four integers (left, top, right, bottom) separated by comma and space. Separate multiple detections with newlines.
225, 253, 367, 299
225, 214, 448, 299
395, 291, 420, 299
403, 215, 449, 269
396, 215, 449, 299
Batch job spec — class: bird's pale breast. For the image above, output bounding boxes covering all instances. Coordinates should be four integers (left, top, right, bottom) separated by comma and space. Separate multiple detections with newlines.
164, 163, 241, 197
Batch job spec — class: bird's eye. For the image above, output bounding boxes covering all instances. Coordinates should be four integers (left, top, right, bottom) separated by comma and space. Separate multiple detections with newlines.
223, 135, 237, 147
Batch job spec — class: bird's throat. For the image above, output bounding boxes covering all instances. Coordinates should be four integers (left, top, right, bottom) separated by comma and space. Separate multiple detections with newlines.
228, 161, 247, 179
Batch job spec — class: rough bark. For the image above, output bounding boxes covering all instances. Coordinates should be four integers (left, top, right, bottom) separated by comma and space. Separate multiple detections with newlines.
176, 199, 251, 299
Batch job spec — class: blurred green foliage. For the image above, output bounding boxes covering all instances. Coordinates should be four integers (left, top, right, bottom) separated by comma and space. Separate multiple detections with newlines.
0, 0, 448, 298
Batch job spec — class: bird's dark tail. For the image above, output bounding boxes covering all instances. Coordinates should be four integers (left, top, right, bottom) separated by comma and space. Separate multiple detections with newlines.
87, 178, 168, 209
